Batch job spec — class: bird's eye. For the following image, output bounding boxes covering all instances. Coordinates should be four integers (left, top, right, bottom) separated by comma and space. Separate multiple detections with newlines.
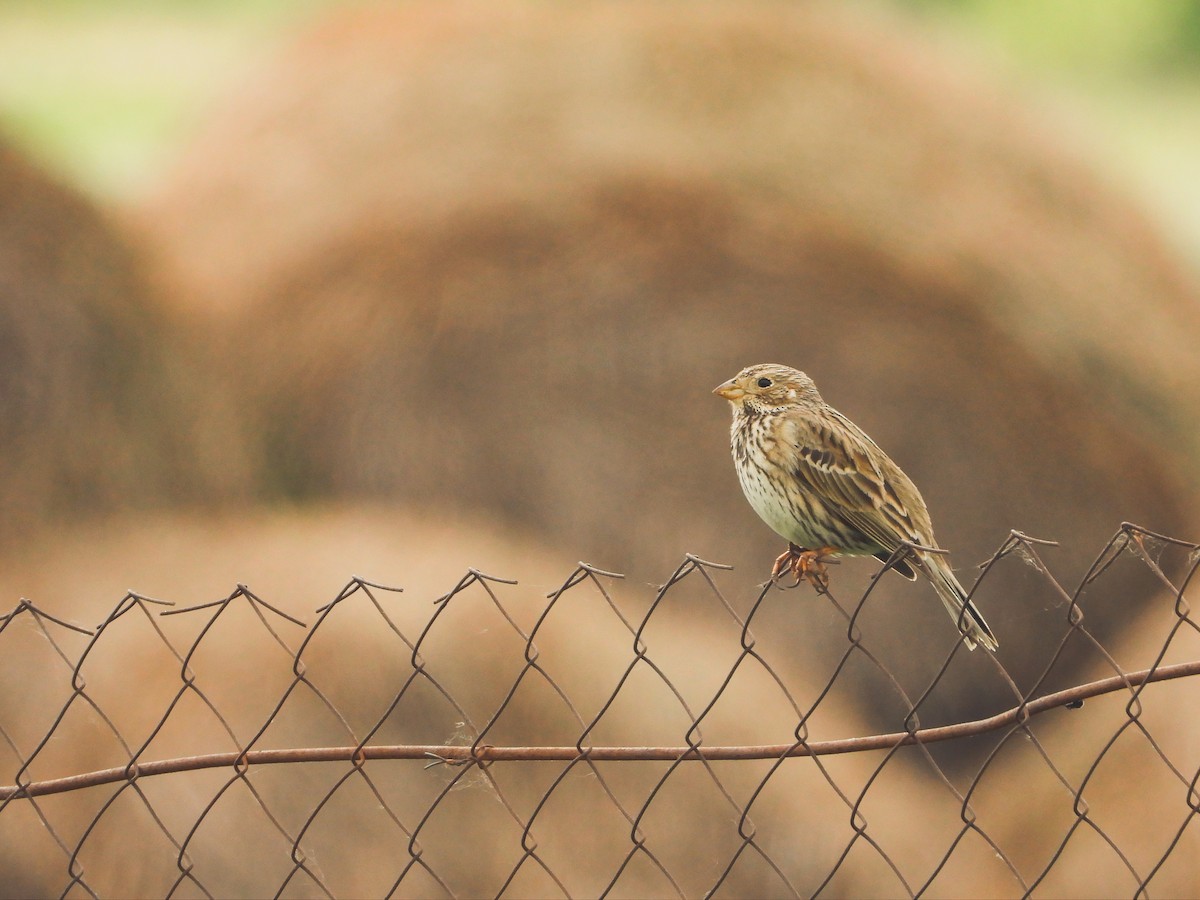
757, 377, 773, 388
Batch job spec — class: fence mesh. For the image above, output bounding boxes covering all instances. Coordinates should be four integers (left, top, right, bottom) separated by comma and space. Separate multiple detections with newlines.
1, 522, 1198, 898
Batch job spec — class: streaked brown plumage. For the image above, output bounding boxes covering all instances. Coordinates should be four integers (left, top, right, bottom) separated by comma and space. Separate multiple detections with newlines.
714, 363, 997, 651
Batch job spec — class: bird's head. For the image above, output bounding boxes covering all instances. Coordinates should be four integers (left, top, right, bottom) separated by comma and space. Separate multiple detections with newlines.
713, 364, 823, 413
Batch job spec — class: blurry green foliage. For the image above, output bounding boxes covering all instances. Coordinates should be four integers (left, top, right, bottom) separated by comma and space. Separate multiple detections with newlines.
0, 0, 331, 198
0, 0, 1196, 247
901, 0, 1200, 75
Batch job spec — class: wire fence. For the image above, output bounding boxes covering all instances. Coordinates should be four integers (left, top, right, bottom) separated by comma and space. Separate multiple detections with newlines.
1, 522, 1198, 898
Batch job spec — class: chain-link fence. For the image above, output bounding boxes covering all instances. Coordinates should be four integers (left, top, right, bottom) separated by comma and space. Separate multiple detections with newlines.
1, 522, 1198, 898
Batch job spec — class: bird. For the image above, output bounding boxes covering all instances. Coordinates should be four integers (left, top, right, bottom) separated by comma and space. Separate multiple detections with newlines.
713, 363, 997, 651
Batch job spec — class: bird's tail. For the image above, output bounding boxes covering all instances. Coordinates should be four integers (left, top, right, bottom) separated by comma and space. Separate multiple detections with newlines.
923, 556, 998, 652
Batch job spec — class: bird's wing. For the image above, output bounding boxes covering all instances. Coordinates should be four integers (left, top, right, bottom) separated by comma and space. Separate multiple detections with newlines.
780, 408, 930, 554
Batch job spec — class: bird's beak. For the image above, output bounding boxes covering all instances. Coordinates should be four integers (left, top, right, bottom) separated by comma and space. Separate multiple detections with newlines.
713, 379, 745, 401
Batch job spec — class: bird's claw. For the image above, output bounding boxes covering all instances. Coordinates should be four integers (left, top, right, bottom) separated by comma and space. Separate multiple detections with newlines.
772, 544, 839, 592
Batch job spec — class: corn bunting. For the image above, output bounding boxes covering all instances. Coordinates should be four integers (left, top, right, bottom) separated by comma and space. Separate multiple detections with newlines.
714, 363, 997, 651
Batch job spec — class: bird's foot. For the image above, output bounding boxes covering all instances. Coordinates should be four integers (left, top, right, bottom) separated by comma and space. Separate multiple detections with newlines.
772, 544, 839, 592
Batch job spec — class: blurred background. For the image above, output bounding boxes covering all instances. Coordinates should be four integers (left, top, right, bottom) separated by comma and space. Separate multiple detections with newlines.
1, 0, 1199, 896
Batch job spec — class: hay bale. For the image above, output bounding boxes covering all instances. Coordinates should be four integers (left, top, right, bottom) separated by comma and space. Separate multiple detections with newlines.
137, 2, 1200, 718
0, 139, 239, 532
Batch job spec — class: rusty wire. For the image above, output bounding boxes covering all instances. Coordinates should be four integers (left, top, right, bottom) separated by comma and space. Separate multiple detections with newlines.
1, 522, 1198, 899
3, 657, 1197, 802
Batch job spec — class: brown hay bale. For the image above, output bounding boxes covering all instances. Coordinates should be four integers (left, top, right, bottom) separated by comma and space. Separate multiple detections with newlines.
137, 2, 1200, 719
0, 139, 241, 532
